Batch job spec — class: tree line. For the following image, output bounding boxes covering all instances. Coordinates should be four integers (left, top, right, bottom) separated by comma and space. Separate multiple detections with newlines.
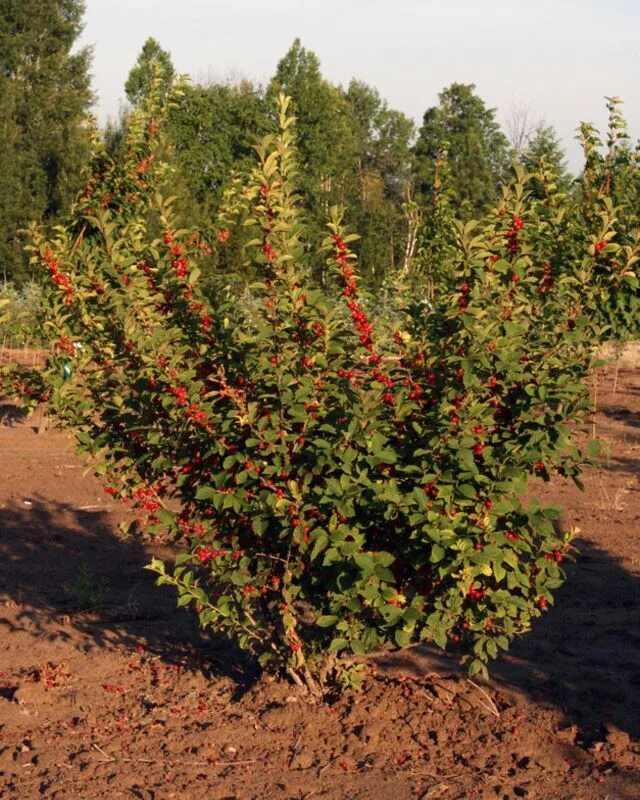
1, 0, 636, 290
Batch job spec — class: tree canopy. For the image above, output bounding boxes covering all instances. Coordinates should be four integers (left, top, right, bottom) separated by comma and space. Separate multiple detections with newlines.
520, 122, 572, 198
414, 83, 510, 219
0, 0, 93, 282
125, 37, 175, 107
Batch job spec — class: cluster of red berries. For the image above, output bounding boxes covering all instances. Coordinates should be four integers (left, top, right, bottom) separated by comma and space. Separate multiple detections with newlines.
467, 585, 487, 602
300, 355, 314, 371
459, 282, 470, 313
169, 385, 188, 406
133, 153, 154, 186
185, 231, 213, 256
132, 485, 161, 514
332, 234, 376, 351
372, 368, 394, 389
423, 482, 438, 499
42, 248, 75, 305
178, 516, 209, 540
196, 546, 228, 564
346, 300, 374, 351
186, 403, 208, 425
538, 264, 554, 295
594, 240, 607, 255
169, 245, 188, 277
506, 215, 523, 256
57, 336, 75, 356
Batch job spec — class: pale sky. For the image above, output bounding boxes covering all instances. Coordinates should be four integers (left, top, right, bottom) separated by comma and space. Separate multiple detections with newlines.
79, 0, 640, 172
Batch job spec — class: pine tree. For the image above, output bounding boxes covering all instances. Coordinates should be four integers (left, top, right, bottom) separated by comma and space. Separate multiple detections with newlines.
267, 40, 359, 279
268, 41, 416, 281
414, 83, 510, 219
125, 37, 175, 107
520, 123, 572, 198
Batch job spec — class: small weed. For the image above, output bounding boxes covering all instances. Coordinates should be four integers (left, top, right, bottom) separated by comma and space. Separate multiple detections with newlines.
66, 563, 110, 610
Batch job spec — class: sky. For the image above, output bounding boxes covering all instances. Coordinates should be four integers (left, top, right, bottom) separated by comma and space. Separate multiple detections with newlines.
78, 0, 640, 172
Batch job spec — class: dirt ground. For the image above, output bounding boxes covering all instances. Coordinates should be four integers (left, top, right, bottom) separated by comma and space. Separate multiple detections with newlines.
0, 366, 639, 800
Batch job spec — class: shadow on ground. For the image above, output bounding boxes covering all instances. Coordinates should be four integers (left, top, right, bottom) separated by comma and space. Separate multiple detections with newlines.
0, 400, 27, 427
2, 494, 639, 743
374, 538, 640, 745
0, 498, 257, 686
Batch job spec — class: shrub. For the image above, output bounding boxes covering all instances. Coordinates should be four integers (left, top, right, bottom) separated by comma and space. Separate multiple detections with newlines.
0, 281, 44, 347
4, 89, 635, 692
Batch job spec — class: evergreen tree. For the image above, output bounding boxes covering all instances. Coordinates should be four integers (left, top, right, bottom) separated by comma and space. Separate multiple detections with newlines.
267, 39, 358, 279
125, 37, 175, 107
520, 123, 572, 198
0, 0, 93, 282
268, 41, 416, 281
268, 39, 355, 198
414, 83, 510, 219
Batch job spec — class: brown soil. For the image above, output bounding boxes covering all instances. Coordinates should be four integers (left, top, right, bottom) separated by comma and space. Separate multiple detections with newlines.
0, 368, 639, 800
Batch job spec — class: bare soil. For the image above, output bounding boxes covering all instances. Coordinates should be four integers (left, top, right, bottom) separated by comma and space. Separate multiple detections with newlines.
0, 367, 639, 800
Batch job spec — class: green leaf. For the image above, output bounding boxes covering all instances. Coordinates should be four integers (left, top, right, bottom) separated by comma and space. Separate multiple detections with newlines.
587, 439, 601, 458
457, 484, 477, 500
316, 615, 338, 627
431, 544, 445, 563
252, 517, 268, 536
329, 637, 349, 653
